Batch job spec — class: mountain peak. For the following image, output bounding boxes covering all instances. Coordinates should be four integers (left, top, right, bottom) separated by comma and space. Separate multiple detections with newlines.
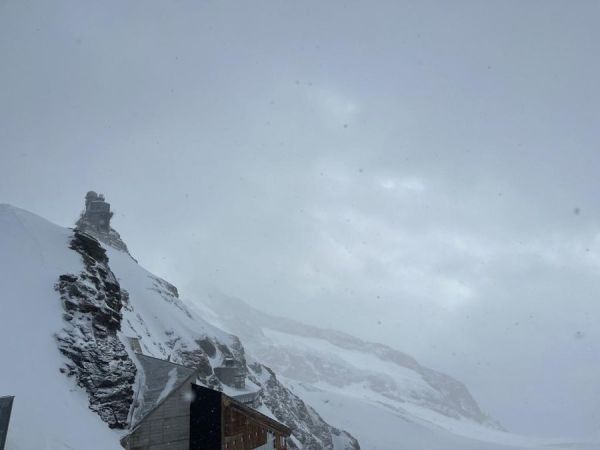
75, 191, 130, 253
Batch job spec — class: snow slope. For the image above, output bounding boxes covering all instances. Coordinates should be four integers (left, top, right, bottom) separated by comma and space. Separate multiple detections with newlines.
195, 292, 600, 450
99, 236, 359, 449
287, 379, 598, 450
0, 204, 358, 449
0, 204, 124, 450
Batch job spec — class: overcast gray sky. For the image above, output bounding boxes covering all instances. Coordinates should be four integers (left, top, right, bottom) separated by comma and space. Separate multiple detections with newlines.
1, 0, 599, 440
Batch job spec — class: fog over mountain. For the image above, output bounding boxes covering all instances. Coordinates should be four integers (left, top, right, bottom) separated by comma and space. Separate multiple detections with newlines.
1, 0, 599, 442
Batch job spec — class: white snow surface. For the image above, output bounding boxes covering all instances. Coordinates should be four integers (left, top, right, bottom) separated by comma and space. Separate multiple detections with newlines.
286, 378, 600, 450
196, 292, 600, 450
105, 244, 238, 358
0, 205, 124, 450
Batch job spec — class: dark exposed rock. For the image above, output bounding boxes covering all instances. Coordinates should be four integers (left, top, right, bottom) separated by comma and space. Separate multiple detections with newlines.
197, 337, 217, 358
55, 231, 136, 429
178, 345, 217, 382
251, 366, 360, 450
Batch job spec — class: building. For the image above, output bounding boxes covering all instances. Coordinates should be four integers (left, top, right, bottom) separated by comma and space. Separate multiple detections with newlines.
122, 354, 290, 450
191, 385, 289, 450
214, 358, 245, 390
0, 396, 14, 450
81, 191, 113, 232
75, 191, 130, 252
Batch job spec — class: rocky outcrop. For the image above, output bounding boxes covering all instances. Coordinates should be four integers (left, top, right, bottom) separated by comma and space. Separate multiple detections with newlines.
75, 216, 130, 254
60, 193, 362, 447
75, 191, 130, 254
201, 292, 502, 430
250, 365, 361, 450
55, 231, 136, 429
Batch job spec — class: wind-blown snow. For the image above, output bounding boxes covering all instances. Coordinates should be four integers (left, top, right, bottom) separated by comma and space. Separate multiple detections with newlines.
0, 205, 124, 450
2, 203, 596, 450
196, 292, 600, 450
105, 244, 237, 359
261, 328, 434, 393
0, 204, 358, 449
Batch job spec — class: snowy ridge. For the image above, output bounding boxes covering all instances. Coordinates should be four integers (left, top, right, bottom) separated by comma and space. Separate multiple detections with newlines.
1, 202, 597, 450
194, 292, 600, 450
0, 204, 358, 449
196, 292, 496, 425
103, 240, 359, 449
0, 205, 126, 450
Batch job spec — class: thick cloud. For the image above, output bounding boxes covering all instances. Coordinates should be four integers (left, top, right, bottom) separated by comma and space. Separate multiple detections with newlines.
1, 0, 599, 440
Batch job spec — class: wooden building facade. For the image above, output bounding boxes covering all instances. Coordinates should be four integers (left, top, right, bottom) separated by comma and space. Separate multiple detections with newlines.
191, 385, 289, 450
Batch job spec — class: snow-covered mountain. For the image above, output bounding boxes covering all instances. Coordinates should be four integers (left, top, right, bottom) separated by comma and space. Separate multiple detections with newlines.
0, 203, 358, 450
194, 293, 600, 450
1, 200, 598, 450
